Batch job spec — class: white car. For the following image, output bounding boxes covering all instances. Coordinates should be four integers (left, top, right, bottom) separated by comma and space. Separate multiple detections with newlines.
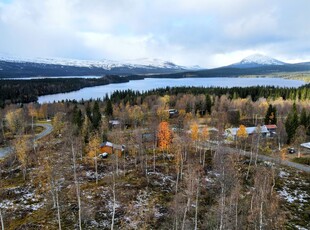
99, 152, 108, 158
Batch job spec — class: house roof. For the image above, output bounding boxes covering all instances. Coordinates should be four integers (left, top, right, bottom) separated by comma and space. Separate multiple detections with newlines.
265, 124, 277, 129
301, 142, 310, 149
100, 141, 113, 147
100, 141, 125, 151
225, 125, 269, 136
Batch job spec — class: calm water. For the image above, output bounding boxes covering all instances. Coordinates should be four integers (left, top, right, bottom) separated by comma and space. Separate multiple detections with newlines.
38, 77, 305, 103
1, 75, 102, 80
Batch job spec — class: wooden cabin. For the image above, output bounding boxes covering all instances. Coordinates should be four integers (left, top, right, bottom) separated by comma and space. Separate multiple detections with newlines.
100, 141, 125, 155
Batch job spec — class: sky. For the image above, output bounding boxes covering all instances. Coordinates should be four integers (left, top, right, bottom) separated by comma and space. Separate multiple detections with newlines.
0, 0, 309, 68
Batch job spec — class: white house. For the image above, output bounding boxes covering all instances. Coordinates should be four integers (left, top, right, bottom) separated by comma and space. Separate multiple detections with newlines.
224, 125, 269, 139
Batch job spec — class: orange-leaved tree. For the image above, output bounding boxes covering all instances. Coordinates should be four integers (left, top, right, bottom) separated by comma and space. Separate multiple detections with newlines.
157, 121, 172, 153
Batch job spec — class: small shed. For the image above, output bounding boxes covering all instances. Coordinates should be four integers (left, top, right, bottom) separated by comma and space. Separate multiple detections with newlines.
265, 124, 277, 137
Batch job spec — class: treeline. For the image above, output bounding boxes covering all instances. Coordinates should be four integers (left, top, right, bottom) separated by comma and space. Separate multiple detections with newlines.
1, 75, 310, 108
110, 84, 310, 105
0, 75, 131, 107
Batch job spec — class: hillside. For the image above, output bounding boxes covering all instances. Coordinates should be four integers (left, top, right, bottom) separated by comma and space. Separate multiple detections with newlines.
0, 56, 188, 78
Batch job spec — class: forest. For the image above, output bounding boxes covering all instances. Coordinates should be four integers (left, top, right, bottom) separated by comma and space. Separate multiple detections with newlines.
0, 86, 309, 229
1, 74, 310, 107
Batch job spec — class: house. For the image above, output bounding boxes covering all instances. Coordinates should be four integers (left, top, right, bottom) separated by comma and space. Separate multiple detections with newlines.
224, 125, 269, 140
100, 141, 125, 156
265, 124, 277, 137
168, 109, 179, 118
300, 142, 310, 154
109, 120, 121, 128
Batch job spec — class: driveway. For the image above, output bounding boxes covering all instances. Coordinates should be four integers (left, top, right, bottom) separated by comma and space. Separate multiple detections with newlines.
0, 123, 53, 158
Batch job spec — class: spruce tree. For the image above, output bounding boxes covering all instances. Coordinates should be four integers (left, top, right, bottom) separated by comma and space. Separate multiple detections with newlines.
285, 103, 299, 144
264, 104, 277, 125
300, 107, 308, 129
205, 94, 212, 114
92, 101, 101, 129
105, 99, 113, 117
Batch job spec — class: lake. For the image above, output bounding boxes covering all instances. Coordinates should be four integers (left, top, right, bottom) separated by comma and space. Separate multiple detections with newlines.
38, 77, 306, 103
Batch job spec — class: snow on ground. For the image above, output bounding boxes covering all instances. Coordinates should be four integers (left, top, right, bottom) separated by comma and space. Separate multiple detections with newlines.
0, 186, 44, 212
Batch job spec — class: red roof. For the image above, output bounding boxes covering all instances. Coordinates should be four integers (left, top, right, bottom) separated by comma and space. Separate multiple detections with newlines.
265, 124, 277, 129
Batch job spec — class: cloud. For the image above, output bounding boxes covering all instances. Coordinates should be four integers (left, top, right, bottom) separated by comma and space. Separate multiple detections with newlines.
0, 0, 309, 67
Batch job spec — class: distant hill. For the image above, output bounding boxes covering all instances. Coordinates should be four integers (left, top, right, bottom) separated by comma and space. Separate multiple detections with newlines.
140, 54, 310, 79
0, 56, 192, 78
1, 54, 309, 79
230, 54, 285, 68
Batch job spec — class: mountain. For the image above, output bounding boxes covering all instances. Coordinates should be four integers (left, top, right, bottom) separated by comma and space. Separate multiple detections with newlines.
0, 55, 190, 78
142, 55, 310, 79
230, 54, 285, 68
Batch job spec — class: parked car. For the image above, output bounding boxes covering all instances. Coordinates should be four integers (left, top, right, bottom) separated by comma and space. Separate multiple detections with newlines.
287, 147, 296, 154
99, 152, 108, 159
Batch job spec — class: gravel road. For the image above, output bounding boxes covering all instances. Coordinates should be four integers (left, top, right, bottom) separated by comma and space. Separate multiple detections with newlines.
0, 123, 53, 158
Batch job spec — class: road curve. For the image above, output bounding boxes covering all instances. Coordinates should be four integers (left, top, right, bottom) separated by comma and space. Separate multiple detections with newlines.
210, 144, 310, 173
0, 123, 53, 158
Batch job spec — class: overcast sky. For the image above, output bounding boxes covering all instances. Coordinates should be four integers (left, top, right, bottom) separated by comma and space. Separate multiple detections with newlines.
0, 0, 309, 68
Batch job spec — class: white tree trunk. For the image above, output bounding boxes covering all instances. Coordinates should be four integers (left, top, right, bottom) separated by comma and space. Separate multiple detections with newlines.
55, 189, 62, 230
72, 142, 82, 230
0, 208, 4, 230
181, 198, 190, 230
95, 156, 98, 184
194, 181, 200, 230
111, 173, 116, 230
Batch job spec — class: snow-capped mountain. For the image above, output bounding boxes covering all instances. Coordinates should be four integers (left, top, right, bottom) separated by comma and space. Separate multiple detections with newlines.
0, 55, 185, 70
231, 54, 286, 68
0, 55, 191, 78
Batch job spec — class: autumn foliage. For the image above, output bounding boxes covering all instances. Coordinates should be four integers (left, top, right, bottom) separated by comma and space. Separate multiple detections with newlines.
191, 122, 199, 142
236, 124, 248, 139
157, 121, 172, 151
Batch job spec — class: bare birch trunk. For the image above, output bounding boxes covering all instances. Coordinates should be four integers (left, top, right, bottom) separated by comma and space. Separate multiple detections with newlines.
111, 173, 116, 230
72, 142, 82, 230
95, 156, 98, 184
219, 165, 225, 230
181, 198, 190, 230
0, 208, 4, 230
55, 189, 62, 230
194, 180, 200, 230
153, 145, 156, 172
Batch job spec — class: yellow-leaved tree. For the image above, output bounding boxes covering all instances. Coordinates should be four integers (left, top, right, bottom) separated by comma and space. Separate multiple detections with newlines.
191, 122, 199, 152
87, 132, 101, 184
236, 125, 248, 139
201, 126, 209, 166
236, 124, 248, 151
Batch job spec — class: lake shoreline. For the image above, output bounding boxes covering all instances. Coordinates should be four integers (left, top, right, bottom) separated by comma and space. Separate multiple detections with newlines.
37, 77, 307, 104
